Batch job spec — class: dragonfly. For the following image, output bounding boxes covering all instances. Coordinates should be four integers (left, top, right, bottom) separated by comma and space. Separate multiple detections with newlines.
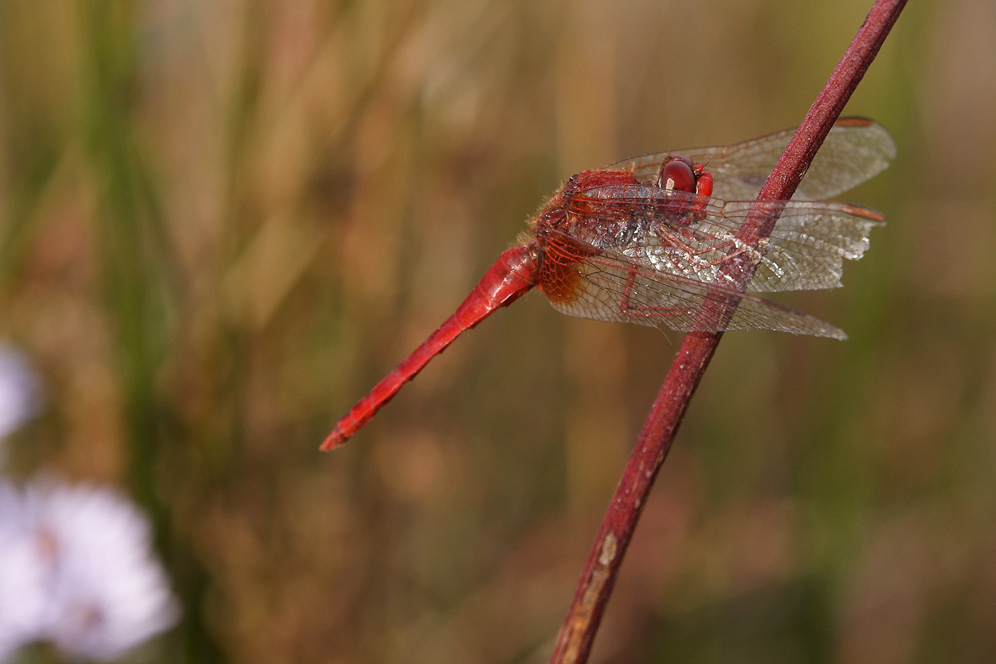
323, 117, 895, 450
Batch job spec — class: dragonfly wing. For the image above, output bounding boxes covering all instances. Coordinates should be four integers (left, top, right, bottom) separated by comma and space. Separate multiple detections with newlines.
541, 230, 847, 339
607, 117, 896, 201
570, 185, 884, 294
789, 118, 896, 200
688, 199, 885, 292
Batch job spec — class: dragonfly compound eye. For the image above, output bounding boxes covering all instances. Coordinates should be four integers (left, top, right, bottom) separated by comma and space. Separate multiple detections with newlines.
658, 158, 696, 193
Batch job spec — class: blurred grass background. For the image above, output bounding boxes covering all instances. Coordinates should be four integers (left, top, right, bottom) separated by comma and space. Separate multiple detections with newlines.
1, 1, 994, 662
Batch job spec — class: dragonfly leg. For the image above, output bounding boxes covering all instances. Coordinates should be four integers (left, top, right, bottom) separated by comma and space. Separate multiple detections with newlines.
700, 237, 764, 268
618, 268, 693, 320
655, 228, 734, 273
613, 231, 766, 324
668, 228, 765, 269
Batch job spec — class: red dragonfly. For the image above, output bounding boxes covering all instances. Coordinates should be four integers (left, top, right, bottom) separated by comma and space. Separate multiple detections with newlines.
323, 117, 895, 450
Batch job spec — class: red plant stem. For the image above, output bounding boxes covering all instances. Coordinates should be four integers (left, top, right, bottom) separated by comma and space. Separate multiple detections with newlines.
549, 1, 907, 662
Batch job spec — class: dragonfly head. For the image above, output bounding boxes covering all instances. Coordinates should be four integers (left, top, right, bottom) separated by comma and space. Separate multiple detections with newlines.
657, 156, 713, 198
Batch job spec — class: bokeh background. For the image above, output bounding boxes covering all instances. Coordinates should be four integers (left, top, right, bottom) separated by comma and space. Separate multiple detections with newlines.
1, 1, 993, 662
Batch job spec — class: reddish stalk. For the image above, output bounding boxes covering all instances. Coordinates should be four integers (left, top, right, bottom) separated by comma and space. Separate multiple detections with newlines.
549, 1, 907, 662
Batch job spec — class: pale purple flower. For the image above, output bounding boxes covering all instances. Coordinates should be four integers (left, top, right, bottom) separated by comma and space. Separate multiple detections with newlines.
0, 344, 39, 441
0, 477, 179, 662
0, 483, 47, 661
0, 344, 39, 470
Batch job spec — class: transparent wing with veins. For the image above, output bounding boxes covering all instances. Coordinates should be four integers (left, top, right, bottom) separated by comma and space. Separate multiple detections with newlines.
542, 228, 852, 339
566, 185, 885, 293
544, 121, 890, 338
606, 117, 897, 201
